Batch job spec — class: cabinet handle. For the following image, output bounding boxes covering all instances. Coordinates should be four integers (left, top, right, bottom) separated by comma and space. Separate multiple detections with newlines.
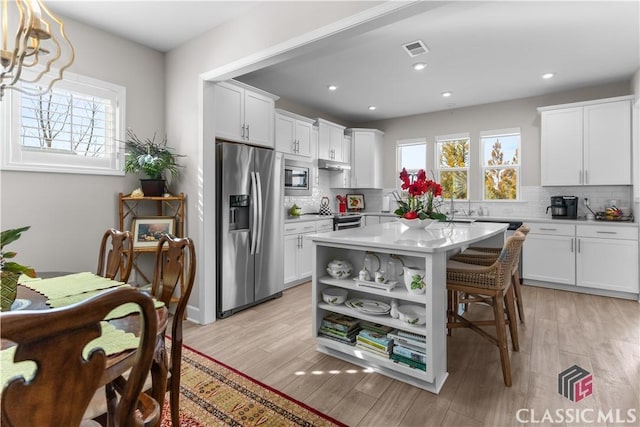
246, 125, 250, 139
296, 140, 300, 152
596, 231, 617, 235
241, 124, 245, 138
577, 238, 581, 253
540, 228, 557, 231
571, 239, 574, 253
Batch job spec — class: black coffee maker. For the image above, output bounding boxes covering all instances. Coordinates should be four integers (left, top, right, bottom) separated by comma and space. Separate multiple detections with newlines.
547, 196, 578, 219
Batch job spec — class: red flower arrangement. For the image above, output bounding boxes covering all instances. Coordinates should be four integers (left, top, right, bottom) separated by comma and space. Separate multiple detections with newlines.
394, 168, 446, 221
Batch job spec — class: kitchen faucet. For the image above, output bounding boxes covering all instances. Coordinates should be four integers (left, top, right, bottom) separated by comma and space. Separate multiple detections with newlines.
449, 196, 458, 216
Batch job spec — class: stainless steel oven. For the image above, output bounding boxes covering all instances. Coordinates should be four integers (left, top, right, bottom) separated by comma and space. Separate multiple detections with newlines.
284, 159, 312, 196
333, 213, 362, 231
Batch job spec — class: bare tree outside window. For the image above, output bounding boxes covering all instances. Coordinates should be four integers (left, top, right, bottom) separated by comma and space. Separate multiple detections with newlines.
20, 87, 108, 158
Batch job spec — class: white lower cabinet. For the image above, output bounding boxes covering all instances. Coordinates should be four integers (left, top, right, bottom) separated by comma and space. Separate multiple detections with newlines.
363, 215, 396, 226
364, 216, 379, 226
523, 224, 576, 285
576, 225, 639, 293
284, 219, 333, 287
523, 222, 639, 297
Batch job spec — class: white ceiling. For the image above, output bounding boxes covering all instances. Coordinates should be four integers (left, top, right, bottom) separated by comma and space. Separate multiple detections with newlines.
47, 0, 259, 52
47, 1, 640, 123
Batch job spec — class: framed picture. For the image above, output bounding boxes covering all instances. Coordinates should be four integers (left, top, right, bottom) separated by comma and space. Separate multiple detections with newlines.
131, 216, 175, 248
346, 194, 365, 211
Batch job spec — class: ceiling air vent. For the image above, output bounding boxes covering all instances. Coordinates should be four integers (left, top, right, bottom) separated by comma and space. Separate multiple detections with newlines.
402, 40, 429, 57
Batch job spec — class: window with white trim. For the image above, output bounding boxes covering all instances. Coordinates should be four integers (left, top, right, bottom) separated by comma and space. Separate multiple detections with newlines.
436, 134, 469, 199
396, 138, 426, 187
481, 128, 520, 200
1, 71, 126, 175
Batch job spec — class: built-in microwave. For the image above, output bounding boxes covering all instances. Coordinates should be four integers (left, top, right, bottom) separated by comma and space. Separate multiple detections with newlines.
284, 159, 312, 196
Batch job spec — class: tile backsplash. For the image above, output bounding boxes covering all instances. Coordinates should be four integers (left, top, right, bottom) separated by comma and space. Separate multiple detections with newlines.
284, 169, 634, 220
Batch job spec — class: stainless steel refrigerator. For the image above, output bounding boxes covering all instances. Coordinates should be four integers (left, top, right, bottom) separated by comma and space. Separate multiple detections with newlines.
216, 141, 284, 318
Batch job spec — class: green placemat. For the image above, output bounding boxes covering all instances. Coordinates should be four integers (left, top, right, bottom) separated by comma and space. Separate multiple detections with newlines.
0, 322, 140, 390
45, 285, 165, 319
20, 272, 123, 300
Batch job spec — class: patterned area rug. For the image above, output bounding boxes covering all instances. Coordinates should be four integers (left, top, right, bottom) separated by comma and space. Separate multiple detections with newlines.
159, 343, 347, 427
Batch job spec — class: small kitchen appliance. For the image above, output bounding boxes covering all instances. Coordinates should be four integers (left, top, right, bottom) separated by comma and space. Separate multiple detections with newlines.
319, 196, 332, 215
546, 196, 578, 219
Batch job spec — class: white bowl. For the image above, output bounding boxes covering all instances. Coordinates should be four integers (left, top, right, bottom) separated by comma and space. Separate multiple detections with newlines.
397, 304, 426, 325
322, 287, 348, 305
398, 218, 437, 229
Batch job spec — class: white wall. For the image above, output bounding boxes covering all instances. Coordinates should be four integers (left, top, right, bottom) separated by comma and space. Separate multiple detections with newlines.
0, 17, 165, 273
165, 1, 393, 324
361, 81, 632, 191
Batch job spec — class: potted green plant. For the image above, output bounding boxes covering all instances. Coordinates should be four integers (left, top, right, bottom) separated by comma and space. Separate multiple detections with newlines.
1, 226, 36, 311
124, 129, 184, 196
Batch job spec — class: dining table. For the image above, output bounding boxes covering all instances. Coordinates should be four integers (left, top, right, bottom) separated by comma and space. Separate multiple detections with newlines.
0, 272, 169, 425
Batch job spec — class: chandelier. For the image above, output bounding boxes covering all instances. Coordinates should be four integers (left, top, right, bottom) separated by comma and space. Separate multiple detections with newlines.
1, 0, 74, 100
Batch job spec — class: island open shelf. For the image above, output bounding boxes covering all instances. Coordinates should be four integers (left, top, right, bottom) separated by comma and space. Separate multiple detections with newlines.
309, 221, 507, 394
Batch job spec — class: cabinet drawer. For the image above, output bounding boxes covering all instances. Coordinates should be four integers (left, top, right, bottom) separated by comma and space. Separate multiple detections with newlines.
527, 222, 575, 236
316, 220, 334, 232
576, 225, 637, 240
284, 221, 317, 235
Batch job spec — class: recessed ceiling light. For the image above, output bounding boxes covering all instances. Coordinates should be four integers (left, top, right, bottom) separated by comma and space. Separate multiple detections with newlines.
368, 106, 377, 111
413, 62, 427, 71
327, 84, 338, 91
442, 91, 452, 98
542, 72, 555, 79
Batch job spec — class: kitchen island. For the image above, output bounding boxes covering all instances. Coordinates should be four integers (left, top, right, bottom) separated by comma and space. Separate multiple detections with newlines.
308, 220, 508, 393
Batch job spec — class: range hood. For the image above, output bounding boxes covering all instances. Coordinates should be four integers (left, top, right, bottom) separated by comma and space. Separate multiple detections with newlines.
317, 158, 351, 171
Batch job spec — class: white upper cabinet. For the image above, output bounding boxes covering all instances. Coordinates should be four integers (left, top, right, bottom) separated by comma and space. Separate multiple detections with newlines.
316, 118, 346, 162
347, 128, 384, 189
539, 96, 632, 186
213, 80, 278, 148
275, 109, 314, 158
583, 100, 631, 185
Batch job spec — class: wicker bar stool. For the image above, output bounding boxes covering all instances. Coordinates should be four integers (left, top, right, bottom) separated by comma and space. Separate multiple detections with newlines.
446, 231, 526, 386
449, 225, 529, 323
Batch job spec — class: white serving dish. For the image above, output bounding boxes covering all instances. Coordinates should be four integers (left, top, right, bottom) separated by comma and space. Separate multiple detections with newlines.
397, 304, 426, 325
322, 287, 348, 305
353, 278, 397, 292
326, 259, 353, 279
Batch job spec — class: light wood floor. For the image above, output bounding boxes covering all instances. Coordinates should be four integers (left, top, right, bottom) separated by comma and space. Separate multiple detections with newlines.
182, 283, 640, 427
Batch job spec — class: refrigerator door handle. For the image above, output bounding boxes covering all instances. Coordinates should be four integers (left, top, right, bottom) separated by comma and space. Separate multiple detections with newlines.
255, 172, 264, 254
250, 171, 259, 255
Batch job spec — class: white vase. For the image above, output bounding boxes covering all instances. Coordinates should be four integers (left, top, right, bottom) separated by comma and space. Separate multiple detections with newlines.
403, 266, 426, 294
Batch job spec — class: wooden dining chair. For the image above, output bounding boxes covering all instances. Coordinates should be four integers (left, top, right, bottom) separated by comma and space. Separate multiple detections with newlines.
148, 234, 196, 427
0, 287, 159, 427
97, 228, 134, 283
449, 225, 530, 323
446, 231, 525, 387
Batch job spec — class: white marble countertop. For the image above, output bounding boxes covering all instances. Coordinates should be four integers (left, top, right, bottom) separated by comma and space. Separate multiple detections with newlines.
359, 212, 637, 227
285, 214, 333, 223
286, 212, 637, 227
308, 221, 508, 254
